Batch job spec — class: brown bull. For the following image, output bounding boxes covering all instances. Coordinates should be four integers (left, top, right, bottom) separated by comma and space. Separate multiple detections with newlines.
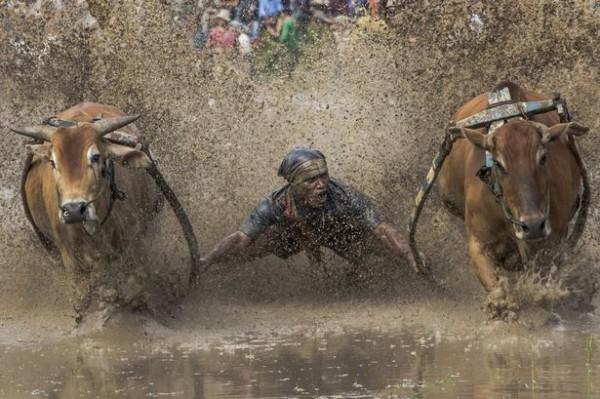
10, 102, 162, 314
437, 82, 589, 318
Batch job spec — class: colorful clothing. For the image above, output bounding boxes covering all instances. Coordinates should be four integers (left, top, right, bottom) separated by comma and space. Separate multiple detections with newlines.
278, 16, 299, 49
258, 0, 283, 18
207, 27, 239, 48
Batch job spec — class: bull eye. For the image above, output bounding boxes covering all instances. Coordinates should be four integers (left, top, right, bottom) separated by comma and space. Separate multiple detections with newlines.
90, 154, 101, 164
539, 153, 548, 165
49, 159, 56, 169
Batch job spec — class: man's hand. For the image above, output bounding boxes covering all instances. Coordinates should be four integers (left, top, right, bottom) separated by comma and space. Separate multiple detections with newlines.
374, 223, 419, 274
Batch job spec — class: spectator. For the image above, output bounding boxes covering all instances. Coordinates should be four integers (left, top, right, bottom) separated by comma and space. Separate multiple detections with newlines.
207, 9, 240, 49
258, 0, 283, 19
310, 0, 337, 25
264, 15, 279, 38
291, 0, 311, 31
231, 20, 253, 55
192, 8, 217, 49
278, 8, 300, 74
234, 0, 258, 23
278, 8, 299, 51
368, 0, 379, 18
329, 0, 349, 15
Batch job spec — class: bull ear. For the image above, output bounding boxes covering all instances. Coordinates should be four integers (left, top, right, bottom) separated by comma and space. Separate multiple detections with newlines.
105, 142, 153, 169
26, 143, 51, 160
449, 127, 495, 151
543, 122, 589, 143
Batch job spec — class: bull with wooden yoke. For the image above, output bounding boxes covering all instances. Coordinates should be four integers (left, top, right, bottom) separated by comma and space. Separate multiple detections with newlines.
409, 81, 592, 319
8, 102, 200, 321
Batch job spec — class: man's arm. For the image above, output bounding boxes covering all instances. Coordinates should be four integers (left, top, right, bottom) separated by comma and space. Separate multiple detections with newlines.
339, 182, 418, 273
373, 222, 419, 274
200, 231, 252, 266
200, 196, 278, 267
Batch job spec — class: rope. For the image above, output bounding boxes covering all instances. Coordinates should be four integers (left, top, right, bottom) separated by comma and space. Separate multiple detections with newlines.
565, 137, 590, 251
142, 148, 202, 288
407, 128, 457, 277
21, 148, 56, 254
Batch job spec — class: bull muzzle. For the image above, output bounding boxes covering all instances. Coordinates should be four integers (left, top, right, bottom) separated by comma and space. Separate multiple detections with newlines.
60, 202, 88, 224
515, 214, 551, 240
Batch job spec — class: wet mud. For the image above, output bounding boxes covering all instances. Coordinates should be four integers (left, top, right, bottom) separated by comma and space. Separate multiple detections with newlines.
1, 1, 600, 397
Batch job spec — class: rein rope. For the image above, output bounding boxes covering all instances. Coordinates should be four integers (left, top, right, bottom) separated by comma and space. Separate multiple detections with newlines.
20, 116, 202, 287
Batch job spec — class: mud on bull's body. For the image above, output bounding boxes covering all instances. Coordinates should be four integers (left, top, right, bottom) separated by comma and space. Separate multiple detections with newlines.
437, 81, 590, 318
11, 102, 163, 315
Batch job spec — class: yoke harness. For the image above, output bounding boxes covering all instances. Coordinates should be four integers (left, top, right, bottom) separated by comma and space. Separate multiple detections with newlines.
407, 88, 589, 276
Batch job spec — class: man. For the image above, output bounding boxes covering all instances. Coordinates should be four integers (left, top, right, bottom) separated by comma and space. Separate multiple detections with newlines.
206, 9, 239, 49
200, 148, 418, 277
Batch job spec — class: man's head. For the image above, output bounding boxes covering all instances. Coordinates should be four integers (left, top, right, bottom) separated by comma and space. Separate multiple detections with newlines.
278, 147, 330, 208
213, 9, 230, 28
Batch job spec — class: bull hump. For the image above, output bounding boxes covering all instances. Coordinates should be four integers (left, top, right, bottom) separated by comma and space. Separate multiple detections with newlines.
493, 81, 524, 101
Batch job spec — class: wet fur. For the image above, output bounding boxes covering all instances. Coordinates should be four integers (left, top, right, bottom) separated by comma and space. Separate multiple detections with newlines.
437, 82, 582, 315
24, 103, 161, 313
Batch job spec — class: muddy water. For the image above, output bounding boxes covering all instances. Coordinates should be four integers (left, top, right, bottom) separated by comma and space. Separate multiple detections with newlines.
1, 324, 599, 399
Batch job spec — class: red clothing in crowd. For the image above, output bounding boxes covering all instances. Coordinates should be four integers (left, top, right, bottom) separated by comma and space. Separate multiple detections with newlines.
207, 26, 239, 48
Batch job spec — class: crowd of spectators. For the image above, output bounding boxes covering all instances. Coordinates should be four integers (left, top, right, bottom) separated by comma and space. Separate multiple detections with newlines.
192, 0, 384, 58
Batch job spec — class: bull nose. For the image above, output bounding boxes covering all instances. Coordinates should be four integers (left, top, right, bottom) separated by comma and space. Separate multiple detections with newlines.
61, 202, 87, 224
518, 215, 549, 239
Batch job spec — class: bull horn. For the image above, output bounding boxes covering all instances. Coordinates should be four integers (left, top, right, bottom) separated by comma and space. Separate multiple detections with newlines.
9, 125, 56, 141
91, 115, 140, 137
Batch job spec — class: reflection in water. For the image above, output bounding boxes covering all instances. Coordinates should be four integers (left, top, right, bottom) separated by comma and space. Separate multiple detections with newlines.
0, 326, 598, 398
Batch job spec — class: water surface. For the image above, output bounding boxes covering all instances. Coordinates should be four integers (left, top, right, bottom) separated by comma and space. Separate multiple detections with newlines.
1, 325, 598, 398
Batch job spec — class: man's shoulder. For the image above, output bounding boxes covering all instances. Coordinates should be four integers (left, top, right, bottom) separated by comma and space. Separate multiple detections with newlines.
265, 185, 288, 202
329, 178, 360, 198
329, 178, 378, 208
255, 186, 288, 214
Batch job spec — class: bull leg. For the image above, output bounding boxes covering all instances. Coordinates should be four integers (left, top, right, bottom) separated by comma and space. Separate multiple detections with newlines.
468, 236, 519, 320
467, 236, 498, 291
59, 249, 92, 320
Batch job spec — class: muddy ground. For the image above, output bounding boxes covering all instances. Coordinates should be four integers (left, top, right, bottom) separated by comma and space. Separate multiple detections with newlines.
1, 0, 600, 343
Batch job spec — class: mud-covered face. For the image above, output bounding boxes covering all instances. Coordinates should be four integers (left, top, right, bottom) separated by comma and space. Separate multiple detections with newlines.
294, 173, 330, 208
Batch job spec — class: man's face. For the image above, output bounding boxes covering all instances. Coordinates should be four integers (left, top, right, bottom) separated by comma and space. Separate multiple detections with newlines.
295, 173, 330, 208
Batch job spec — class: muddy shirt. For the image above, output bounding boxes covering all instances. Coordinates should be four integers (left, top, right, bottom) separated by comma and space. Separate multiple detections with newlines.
240, 179, 384, 257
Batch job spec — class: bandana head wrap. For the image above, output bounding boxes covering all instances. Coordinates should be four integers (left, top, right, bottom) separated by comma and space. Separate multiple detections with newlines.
277, 147, 328, 185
